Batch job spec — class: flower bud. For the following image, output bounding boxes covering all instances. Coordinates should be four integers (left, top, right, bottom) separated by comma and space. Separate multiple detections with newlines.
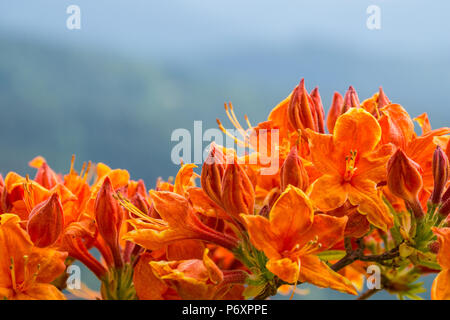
27, 192, 64, 247
387, 149, 424, 218
287, 79, 318, 132
95, 176, 124, 267
343, 86, 360, 110
377, 87, 390, 109
221, 162, 255, 221
310, 87, 325, 133
326, 92, 344, 133
201, 143, 226, 207
34, 162, 58, 189
431, 146, 449, 204
280, 146, 309, 191
131, 192, 150, 216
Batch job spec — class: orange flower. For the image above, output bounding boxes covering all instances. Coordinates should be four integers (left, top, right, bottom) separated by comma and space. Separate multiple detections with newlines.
242, 185, 357, 294
307, 108, 394, 231
148, 249, 245, 300
431, 227, 450, 300
0, 214, 67, 300
124, 190, 239, 251
134, 249, 244, 300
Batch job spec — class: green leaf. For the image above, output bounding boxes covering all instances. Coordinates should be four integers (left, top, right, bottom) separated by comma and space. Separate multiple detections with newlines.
317, 250, 346, 261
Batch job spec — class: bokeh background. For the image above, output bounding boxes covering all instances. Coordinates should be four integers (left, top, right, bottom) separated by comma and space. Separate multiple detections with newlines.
1, 0, 448, 299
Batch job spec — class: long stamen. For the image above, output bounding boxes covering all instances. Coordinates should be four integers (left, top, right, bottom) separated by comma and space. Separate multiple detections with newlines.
216, 118, 249, 148
70, 154, 76, 175
115, 193, 165, 226
10, 257, 17, 291
244, 114, 252, 129
289, 258, 301, 300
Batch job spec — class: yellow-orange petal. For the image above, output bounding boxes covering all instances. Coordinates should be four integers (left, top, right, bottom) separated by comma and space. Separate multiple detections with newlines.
269, 185, 314, 244
297, 214, 347, 251
431, 269, 450, 300
266, 258, 299, 284
432, 227, 450, 269
299, 255, 357, 295
333, 108, 381, 157
309, 175, 348, 212
241, 215, 280, 259
348, 178, 393, 232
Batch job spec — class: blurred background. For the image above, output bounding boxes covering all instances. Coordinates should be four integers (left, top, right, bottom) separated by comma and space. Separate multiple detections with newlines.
0, 0, 448, 299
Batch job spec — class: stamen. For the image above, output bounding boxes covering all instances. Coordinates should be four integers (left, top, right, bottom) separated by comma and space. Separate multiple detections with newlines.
83, 161, 92, 181
79, 162, 87, 178
244, 115, 252, 129
216, 119, 249, 148
70, 154, 76, 175
115, 193, 165, 226
10, 257, 17, 291
289, 258, 301, 300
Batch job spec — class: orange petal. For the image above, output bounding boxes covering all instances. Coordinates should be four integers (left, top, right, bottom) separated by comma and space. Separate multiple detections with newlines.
241, 215, 280, 259
133, 252, 171, 300
431, 269, 450, 300
348, 178, 393, 232
379, 104, 415, 150
297, 214, 347, 251
149, 191, 191, 228
299, 255, 357, 295
269, 185, 314, 246
306, 130, 341, 175
174, 164, 197, 197
414, 113, 432, 135
309, 175, 348, 212
124, 228, 194, 251
14, 283, 66, 300
266, 258, 299, 284
432, 227, 450, 269
333, 108, 381, 157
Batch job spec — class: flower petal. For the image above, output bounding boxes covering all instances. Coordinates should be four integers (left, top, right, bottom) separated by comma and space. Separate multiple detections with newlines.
299, 255, 357, 295
309, 175, 348, 212
431, 269, 450, 300
333, 108, 381, 157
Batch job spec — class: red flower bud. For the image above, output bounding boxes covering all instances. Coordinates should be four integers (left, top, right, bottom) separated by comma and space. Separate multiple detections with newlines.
280, 146, 309, 191
35, 162, 58, 189
221, 162, 255, 222
343, 86, 360, 110
377, 87, 390, 109
95, 176, 124, 267
310, 87, 325, 133
326, 92, 344, 133
287, 79, 319, 132
201, 143, 226, 207
387, 149, 424, 218
27, 192, 64, 247
431, 146, 449, 204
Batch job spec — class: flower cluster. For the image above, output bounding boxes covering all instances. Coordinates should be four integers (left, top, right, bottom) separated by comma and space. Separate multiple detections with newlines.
1, 79, 450, 300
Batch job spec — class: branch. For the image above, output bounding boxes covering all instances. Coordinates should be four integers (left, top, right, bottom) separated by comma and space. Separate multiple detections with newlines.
331, 238, 400, 272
